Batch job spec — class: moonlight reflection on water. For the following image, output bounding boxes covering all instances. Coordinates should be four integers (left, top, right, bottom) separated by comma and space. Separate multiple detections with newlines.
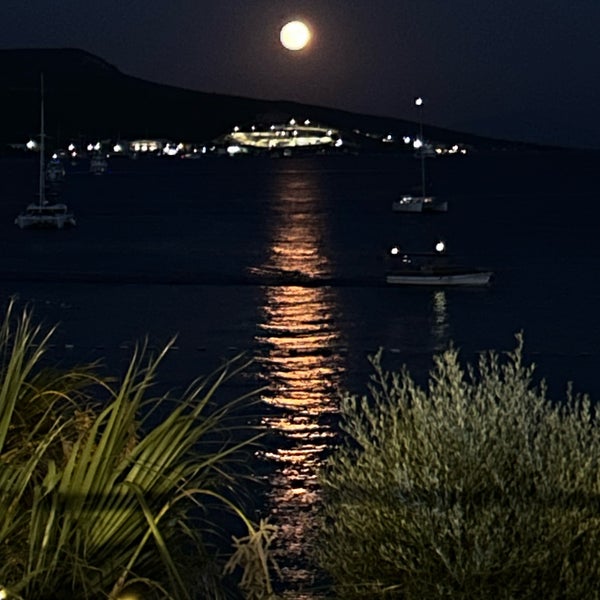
255, 169, 345, 594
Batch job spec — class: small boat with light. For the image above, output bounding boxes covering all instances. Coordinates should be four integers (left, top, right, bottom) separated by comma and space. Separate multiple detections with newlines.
386, 241, 493, 286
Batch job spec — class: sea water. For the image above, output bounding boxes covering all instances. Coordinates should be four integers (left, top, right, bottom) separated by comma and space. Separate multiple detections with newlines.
1, 150, 599, 596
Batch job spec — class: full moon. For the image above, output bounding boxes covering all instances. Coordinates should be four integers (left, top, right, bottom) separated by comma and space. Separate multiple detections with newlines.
280, 20, 311, 51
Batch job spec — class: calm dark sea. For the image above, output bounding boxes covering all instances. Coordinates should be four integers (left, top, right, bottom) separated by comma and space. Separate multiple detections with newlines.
1, 150, 599, 596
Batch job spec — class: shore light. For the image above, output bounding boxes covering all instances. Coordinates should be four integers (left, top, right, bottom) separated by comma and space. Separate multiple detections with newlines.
435, 240, 446, 254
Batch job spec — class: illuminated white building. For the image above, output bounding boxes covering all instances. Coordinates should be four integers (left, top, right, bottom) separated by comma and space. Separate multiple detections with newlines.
129, 139, 165, 154
221, 119, 343, 154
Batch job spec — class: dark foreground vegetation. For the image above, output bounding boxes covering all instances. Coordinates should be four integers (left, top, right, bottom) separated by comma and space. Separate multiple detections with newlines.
1, 300, 599, 599
0, 300, 276, 600
316, 338, 600, 599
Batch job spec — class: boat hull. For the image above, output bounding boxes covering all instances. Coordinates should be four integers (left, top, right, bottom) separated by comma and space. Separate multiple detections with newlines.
386, 270, 493, 286
15, 203, 76, 229
15, 215, 76, 229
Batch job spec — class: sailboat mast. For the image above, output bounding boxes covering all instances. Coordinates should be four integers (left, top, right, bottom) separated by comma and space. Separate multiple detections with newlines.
415, 97, 426, 197
420, 142, 426, 197
38, 73, 46, 206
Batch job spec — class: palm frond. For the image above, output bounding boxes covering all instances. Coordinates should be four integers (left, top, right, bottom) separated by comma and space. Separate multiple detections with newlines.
0, 302, 271, 598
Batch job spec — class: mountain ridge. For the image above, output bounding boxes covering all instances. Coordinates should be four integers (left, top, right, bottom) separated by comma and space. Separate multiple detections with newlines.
0, 48, 556, 151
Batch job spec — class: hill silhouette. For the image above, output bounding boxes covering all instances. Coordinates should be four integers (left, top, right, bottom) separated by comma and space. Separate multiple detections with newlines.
0, 48, 544, 152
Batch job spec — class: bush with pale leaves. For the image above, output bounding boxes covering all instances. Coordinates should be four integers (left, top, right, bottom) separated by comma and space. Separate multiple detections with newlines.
317, 336, 600, 600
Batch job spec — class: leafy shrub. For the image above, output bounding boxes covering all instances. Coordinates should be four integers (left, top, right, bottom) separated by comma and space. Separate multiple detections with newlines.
316, 336, 600, 599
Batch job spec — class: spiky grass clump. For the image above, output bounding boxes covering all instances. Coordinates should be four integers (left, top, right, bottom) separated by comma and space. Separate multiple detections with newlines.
0, 300, 278, 600
316, 336, 600, 599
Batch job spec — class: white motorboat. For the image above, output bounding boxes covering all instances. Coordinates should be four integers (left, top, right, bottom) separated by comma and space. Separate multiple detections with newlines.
386, 242, 493, 287
15, 75, 76, 230
386, 268, 493, 286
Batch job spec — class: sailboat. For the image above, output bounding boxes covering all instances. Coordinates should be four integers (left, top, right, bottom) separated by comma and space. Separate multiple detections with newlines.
392, 98, 447, 213
15, 75, 76, 229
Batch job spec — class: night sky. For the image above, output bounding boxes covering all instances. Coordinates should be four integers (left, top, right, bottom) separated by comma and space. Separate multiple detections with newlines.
3, 0, 599, 148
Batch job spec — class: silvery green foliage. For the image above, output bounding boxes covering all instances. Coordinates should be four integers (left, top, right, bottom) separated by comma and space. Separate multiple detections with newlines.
317, 335, 600, 599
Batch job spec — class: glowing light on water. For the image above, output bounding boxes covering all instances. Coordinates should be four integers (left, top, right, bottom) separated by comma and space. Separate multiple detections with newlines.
255, 168, 346, 591
431, 290, 450, 351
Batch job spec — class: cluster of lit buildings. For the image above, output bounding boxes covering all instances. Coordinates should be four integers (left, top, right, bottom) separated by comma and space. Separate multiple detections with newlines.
16, 116, 471, 159
221, 119, 345, 156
